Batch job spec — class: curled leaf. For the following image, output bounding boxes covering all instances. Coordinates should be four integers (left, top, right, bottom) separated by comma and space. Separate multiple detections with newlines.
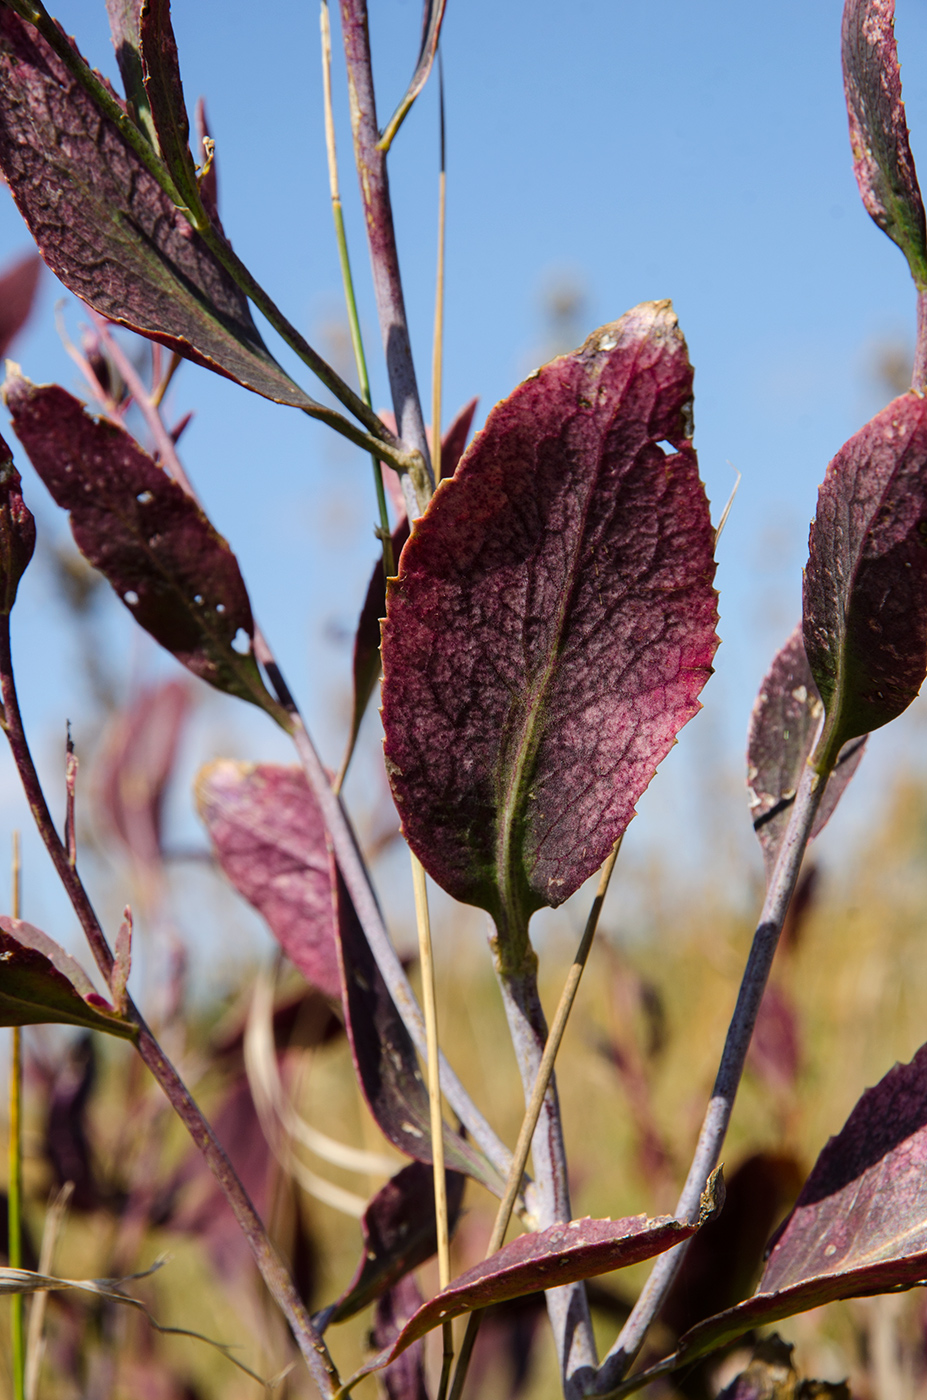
353, 1214, 697, 1379
320, 1161, 466, 1326
196, 760, 342, 1002
138, 0, 201, 214
747, 625, 866, 876
0, 434, 36, 615
379, 0, 447, 151
803, 391, 927, 771
381, 303, 718, 958
3, 370, 274, 711
0, 924, 136, 1041
675, 1041, 927, 1363
842, 0, 927, 287
0, 9, 316, 408
334, 867, 505, 1199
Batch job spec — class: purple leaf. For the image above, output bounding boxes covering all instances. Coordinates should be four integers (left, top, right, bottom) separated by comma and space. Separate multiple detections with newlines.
0, 924, 136, 1041
138, 0, 201, 213
196, 761, 343, 1003
96, 679, 191, 875
381, 303, 718, 955
748, 985, 801, 1095
0, 10, 316, 410
343, 399, 479, 777
334, 868, 505, 1198
104, 0, 155, 146
322, 1161, 466, 1326
0, 251, 42, 360
748, 626, 866, 876
356, 1214, 697, 1377
373, 1274, 430, 1400
803, 392, 927, 771
677, 1042, 927, 1362
0, 434, 36, 616
3, 371, 273, 710
842, 0, 927, 287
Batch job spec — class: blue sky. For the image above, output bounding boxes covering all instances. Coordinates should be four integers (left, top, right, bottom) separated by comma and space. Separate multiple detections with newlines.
1, 0, 926, 969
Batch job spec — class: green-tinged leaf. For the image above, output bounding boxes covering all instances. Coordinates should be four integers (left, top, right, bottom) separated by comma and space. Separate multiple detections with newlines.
0, 926, 137, 1041
803, 391, 927, 771
104, 0, 156, 145
138, 0, 202, 213
0, 8, 318, 409
842, 0, 927, 287
381, 303, 718, 961
3, 370, 278, 713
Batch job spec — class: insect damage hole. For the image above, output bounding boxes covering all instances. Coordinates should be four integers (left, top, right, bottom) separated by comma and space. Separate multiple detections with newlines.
231, 628, 250, 655
124, 590, 139, 606
655, 440, 677, 456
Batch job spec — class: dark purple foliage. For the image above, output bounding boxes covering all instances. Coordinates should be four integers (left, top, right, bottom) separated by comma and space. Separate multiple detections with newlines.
197, 761, 343, 1002
381, 303, 718, 957
360, 1213, 698, 1376
138, 0, 200, 212
0, 433, 35, 616
842, 0, 927, 286
677, 1042, 927, 1362
747, 625, 866, 876
803, 391, 927, 770
4, 371, 271, 708
372, 1274, 430, 1400
334, 868, 504, 1197
322, 1161, 466, 1326
0, 922, 136, 1040
0, 10, 315, 408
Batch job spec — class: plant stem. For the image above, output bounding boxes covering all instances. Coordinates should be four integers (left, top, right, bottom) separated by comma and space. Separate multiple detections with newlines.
24, 1182, 72, 1400
431, 56, 447, 487
449, 844, 621, 1400
594, 760, 827, 1392
410, 856, 454, 1400
914, 286, 927, 393
0, 619, 341, 1397
86, 316, 516, 1194
495, 951, 598, 1398
339, 0, 435, 519
320, 0, 394, 578
9, 832, 24, 1400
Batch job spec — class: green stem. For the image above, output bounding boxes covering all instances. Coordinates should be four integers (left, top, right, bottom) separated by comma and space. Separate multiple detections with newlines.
320, 0, 395, 578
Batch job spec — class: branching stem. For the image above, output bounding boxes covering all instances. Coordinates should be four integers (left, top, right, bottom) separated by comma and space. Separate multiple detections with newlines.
594, 760, 827, 1392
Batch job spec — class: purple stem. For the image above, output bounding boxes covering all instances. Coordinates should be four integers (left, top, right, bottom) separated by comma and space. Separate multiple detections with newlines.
914, 286, 927, 393
339, 0, 434, 520
594, 759, 826, 1393
497, 956, 598, 1397
0, 616, 340, 1398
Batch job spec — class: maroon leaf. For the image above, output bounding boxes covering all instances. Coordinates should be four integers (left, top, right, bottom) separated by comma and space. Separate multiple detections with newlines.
196, 761, 342, 1003
677, 1042, 927, 1362
321, 1161, 466, 1326
372, 1274, 430, 1400
381, 304, 718, 956
0, 251, 42, 360
334, 867, 505, 1198
803, 392, 927, 772
0, 924, 136, 1041
748, 986, 801, 1095
4, 371, 273, 710
355, 1214, 697, 1377
842, 0, 927, 287
343, 399, 479, 778
0, 10, 316, 409
96, 679, 191, 875
0, 434, 36, 616
748, 626, 866, 876
138, 0, 201, 213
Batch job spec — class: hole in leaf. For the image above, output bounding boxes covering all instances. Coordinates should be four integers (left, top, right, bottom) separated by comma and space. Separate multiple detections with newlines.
655, 440, 677, 456
216, 602, 226, 614
124, 590, 139, 606
136, 490, 154, 505
193, 593, 204, 605
231, 628, 250, 655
